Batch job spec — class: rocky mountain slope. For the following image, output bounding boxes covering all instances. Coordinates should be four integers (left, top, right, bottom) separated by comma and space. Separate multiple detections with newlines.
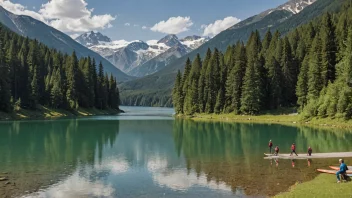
76, 33, 208, 77
0, 6, 132, 82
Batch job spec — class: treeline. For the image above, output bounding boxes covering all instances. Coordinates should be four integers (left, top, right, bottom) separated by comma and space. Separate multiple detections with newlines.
173, 2, 352, 119
0, 24, 120, 113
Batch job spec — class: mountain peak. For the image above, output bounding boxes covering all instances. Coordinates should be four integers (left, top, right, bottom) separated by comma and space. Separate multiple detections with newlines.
279, 0, 317, 14
180, 35, 202, 42
75, 31, 111, 47
157, 34, 181, 47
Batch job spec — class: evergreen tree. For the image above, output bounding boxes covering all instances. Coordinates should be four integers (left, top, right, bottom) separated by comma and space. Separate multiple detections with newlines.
320, 12, 337, 85
183, 54, 202, 115
198, 48, 212, 113
173, 70, 183, 114
225, 42, 246, 113
296, 56, 309, 109
267, 56, 282, 109
0, 40, 11, 112
280, 37, 296, 105
240, 32, 262, 114
205, 48, 220, 113
66, 51, 79, 110
307, 35, 323, 101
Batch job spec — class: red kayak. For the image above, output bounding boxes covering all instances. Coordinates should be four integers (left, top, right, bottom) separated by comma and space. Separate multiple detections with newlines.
317, 169, 337, 174
329, 166, 352, 174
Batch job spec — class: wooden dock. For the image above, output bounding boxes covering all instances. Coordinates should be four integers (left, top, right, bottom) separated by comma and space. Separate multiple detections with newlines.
264, 152, 352, 160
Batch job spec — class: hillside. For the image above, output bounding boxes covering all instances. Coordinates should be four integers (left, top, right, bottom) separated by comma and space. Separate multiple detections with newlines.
0, 6, 132, 82
120, 0, 343, 107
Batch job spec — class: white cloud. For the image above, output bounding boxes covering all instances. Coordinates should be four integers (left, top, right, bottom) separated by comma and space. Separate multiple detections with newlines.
142, 26, 147, 30
0, 0, 45, 21
151, 16, 193, 34
124, 23, 131, 26
133, 24, 139, 27
0, 0, 116, 34
202, 16, 241, 37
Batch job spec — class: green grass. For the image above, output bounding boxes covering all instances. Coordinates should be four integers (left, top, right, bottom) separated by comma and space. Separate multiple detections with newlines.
275, 174, 352, 198
179, 111, 352, 129
0, 105, 121, 121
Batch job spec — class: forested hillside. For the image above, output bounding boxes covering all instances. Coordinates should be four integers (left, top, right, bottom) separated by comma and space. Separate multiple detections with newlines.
0, 23, 120, 113
173, 1, 352, 119
121, 0, 343, 107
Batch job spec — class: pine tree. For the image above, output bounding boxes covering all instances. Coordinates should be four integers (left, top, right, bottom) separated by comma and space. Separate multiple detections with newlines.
0, 40, 11, 112
280, 37, 296, 105
66, 51, 79, 110
198, 48, 212, 112
205, 48, 220, 113
225, 42, 246, 113
266, 56, 282, 109
51, 69, 63, 108
173, 70, 183, 114
183, 54, 202, 115
261, 30, 272, 58
7, 39, 19, 100
240, 32, 262, 114
296, 56, 309, 109
320, 12, 337, 85
307, 35, 323, 101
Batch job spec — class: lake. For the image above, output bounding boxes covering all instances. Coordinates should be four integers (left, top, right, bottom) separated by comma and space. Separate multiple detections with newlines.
1, 106, 352, 198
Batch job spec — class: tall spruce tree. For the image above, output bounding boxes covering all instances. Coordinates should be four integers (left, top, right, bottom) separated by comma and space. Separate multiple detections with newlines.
198, 48, 212, 113
320, 12, 337, 85
307, 35, 323, 101
240, 31, 262, 114
66, 51, 79, 110
0, 40, 11, 112
205, 48, 220, 113
225, 42, 246, 113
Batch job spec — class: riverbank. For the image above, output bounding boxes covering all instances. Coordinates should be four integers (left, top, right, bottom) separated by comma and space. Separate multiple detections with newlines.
0, 105, 123, 121
178, 113, 352, 129
274, 174, 352, 197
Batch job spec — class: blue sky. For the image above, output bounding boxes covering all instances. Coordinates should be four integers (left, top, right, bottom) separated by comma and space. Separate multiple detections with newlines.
5, 0, 288, 41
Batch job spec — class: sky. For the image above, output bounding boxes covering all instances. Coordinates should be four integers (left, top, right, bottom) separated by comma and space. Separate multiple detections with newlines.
0, 0, 288, 41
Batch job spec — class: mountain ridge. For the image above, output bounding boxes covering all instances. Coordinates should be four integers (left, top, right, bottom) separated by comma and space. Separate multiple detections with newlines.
0, 6, 132, 82
76, 32, 208, 77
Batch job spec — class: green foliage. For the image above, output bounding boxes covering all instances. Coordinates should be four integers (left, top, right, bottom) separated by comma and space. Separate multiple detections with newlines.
0, 24, 121, 113
172, 1, 352, 119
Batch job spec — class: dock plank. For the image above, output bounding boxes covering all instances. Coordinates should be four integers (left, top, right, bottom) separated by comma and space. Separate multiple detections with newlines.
264, 152, 352, 159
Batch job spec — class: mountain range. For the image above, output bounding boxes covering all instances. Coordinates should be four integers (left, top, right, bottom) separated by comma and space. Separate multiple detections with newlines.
75, 33, 208, 77
0, 6, 132, 82
119, 0, 343, 107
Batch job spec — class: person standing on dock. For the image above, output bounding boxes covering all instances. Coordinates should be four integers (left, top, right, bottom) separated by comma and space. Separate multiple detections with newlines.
274, 146, 279, 156
269, 140, 273, 154
307, 146, 312, 156
337, 159, 348, 183
290, 143, 298, 156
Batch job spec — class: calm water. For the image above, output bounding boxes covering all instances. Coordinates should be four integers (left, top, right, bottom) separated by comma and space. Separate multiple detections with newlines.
1, 106, 352, 198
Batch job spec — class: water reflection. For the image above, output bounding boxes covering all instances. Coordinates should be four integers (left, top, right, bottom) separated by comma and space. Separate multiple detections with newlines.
172, 119, 352, 196
1, 112, 352, 198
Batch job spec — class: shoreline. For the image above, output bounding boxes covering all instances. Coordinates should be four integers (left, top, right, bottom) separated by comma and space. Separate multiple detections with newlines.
176, 113, 352, 129
0, 105, 124, 121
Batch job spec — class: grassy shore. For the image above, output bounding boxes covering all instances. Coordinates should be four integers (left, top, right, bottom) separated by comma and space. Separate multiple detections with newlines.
179, 113, 352, 129
0, 105, 122, 121
274, 174, 352, 198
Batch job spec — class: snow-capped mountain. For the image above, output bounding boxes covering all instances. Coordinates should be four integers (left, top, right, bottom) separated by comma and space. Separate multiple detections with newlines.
76, 33, 208, 77
264, 0, 317, 15
75, 31, 112, 47
280, 0, 316, 14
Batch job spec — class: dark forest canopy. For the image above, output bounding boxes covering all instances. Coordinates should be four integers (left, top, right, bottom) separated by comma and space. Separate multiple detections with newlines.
173, 2, 352, 119
0, 24, 120, 113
